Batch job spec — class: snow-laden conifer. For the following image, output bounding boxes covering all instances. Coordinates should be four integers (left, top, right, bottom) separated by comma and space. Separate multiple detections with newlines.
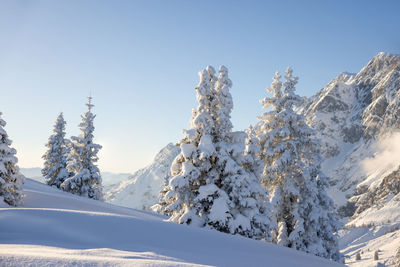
395, 247, 400, 266
257, 67, 341, 260
61, 97, 103, 200
42, 113, 70, 188
242, 126, 263, 180
153, 172, 173, 215
212, 65, 233, 140
0, 112, 25, 206
159, 66, 273, 240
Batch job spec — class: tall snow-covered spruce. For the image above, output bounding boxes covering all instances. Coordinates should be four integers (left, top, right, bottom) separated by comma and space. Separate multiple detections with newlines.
61, 97, 103, 200
158, 66, 274, 240
256, 68, 341, 261
42, 113, 70, 188
0, 112, 25, 206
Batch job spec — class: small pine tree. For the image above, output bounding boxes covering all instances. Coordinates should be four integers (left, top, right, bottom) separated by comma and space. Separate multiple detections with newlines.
0, 112, 25, 206
42, 113, 71, 188
355, 252, 361, 260
257, 68, 340, 260
61, 97, 103, 200
212, 65, 233, 140
159, 66, 274, 240
395, 247, 400, 266
152, 172, 173, 215
242, 126, 263, 181
374, 250, 379, 260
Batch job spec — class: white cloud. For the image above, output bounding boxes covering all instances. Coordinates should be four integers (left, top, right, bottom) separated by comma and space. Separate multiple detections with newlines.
361, 132, 400, 181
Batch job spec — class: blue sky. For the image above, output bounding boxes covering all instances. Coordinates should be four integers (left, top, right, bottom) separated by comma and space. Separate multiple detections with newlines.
0, 0, 399, 173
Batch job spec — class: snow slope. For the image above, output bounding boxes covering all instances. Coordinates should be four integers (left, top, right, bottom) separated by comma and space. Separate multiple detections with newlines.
20, 167, 131, 193
20, 167, 43, 182
0, 178, 342, 267
340, 225, 400, 267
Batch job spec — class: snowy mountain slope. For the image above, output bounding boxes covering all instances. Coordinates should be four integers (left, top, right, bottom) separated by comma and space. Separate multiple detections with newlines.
299, 52, 400, 208
340, 162, 400, 267
102, 172, 132, 192
0, 178, 342, 267
350, 163, 400, 224
339, 225, 400, 267
105, 143, 180, 210
350, 193, 400, 227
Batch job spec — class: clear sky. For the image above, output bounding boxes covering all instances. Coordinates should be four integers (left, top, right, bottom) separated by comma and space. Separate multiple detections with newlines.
0, 0, 399, 173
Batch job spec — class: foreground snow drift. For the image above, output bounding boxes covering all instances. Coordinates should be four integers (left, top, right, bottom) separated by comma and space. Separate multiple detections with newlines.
0, 179, 342, 266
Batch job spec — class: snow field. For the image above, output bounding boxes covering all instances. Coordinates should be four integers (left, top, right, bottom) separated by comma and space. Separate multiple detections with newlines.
0, 178, 342, 267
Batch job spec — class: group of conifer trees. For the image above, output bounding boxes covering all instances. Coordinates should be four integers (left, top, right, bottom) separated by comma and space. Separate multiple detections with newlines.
0, 97, 102, 207
41, 97, 103, 200
154, 66, 341, 262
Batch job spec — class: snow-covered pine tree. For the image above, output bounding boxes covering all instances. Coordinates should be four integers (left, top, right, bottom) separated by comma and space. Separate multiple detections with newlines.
0, 112, 25, 206
257, 67, 341, 260
221, 129, 274, 240
374, 250, 379, 260
242, 125, 263, 180
161, 66, 220, 224
42, 113, 70, 188
212, 65, 233, 141
395, 247, 400, 266
355, 252, 361, 261
159, 66, 273, 240
152, 171, 173, 215
61, 97, 103, 200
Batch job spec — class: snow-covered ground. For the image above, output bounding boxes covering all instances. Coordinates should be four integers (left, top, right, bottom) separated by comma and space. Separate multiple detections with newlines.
20, 167, 131, 194
340, 226, 400, 267
340, 187, 400, 266
0, 178, 342, 266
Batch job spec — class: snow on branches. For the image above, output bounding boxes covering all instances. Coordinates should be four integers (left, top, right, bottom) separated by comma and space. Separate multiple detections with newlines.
61, 97, 103, 200
0, 112, 25, 206
256, 67, 341, 261
158, 66, 274, 240
42, 113, 70, 188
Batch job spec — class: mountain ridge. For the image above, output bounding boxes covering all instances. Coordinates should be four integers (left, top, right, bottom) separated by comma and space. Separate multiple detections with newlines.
105, 143, 180, 210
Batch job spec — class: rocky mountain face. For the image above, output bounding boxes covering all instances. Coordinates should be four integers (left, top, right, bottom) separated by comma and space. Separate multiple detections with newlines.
352, 167, 400, 219
299, 52, 400, 209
